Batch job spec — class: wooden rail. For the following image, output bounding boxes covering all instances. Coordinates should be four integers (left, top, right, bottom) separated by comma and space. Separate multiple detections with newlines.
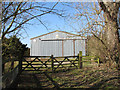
2, 51, 100, 89
21, 55, 79, 72
2, 65, 19, 88
21, 51, 100, 72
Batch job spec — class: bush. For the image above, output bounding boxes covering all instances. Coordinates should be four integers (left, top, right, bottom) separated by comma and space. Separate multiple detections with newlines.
2, 35, 29, 63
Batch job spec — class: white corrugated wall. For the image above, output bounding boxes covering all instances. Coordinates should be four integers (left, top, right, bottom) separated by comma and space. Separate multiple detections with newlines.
30, 31, 86, 56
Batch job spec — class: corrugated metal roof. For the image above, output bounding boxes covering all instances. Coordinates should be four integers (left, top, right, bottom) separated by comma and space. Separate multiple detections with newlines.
30, 30, 86, 40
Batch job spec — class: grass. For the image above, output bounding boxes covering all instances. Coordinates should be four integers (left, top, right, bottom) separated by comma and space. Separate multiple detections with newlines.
46, 65, 119, 88
8, 62, 119, 89
4, 56, 119, 89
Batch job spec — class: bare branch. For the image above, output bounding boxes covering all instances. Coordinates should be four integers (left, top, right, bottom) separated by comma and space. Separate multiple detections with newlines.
2, 2, 13, 13
2, 2, 22, 38
25, 11, 49, 31
2, 2, 62, 39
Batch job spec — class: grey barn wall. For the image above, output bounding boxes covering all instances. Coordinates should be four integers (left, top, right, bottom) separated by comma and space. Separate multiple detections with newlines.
30, 31, 86, 56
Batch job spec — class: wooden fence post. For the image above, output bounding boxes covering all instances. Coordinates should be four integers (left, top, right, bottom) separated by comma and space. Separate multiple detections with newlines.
51, 55, 54, 72
78, 51, 82, 69
98, 58, 100, 67
19, 56, 22, 73
11, 60, 14, 70
2, 63, 5, 74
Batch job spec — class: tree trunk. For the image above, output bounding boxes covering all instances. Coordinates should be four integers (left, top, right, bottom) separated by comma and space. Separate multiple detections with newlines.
98, 2, 120, 86
105, 19, 120, 63
98, 1, 120, 68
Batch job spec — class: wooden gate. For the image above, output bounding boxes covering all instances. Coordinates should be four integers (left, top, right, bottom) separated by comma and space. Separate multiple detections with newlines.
52, 56, 79, 72
22, 56, 52, 71
21, 55, 79, 72
21, 51, 100, 72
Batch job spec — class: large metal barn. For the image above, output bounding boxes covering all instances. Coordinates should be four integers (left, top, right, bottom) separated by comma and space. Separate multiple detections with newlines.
30, 30, 87, 56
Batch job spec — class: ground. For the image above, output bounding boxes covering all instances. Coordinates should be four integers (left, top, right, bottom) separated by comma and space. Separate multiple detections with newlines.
10, 63, 120, 89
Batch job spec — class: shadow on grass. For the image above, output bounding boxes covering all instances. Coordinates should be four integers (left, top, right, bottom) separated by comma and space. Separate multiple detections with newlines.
6, 67, 120, 89
8, 71, 60, 89
57, 69, 119, 89
43, 72, 60, 89
32, 74, 43, 88
59, 69, 99, 88
89, 77, 120, 89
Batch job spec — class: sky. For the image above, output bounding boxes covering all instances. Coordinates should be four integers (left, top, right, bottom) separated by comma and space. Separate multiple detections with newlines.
18, 2, 106, 48
20, 2, 81, 48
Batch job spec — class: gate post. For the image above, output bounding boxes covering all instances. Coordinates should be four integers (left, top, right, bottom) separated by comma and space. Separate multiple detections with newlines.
11, 60, 14, 70
97, 58, 100, 67
51, 55, 54, 72
19, 56, 23, 73
2, 63, 5, 74
78, 51, 82, 69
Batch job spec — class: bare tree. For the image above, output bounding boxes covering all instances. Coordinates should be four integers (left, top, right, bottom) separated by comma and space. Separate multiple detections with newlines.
2, 2, 65, 39
65, 2, 120, 68
65, 2, 108, 61
97, 0, 120, 67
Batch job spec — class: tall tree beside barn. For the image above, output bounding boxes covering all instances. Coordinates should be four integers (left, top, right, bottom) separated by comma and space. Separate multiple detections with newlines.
98, 1, 120, 69
68, 1, 119, 68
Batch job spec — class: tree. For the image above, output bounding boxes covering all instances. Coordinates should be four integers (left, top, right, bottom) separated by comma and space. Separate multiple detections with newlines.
2, 35, 28, 73
98, 1, 120, 68
65, 2, 120, 68
1, 2, 66, 73
23, 47, 30, 56
2, 2, 64, 39
65, 2, 109, 62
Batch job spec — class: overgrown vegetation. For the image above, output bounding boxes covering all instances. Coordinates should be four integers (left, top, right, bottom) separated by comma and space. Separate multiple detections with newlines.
2, 35, 29, 73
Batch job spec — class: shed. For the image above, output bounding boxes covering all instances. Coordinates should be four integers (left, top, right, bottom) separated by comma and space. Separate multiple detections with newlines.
30, 30, 87, 56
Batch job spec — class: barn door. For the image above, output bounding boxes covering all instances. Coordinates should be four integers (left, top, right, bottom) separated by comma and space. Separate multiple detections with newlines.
63, 40, 74, 56
40, 41, 62, 57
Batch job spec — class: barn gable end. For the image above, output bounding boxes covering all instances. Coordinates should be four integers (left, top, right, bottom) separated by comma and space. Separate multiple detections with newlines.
30, 30, 86, 56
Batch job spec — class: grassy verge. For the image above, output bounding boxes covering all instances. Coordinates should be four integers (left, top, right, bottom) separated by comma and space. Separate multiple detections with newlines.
47, 65, 119, 89
17, 63, 119, 89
